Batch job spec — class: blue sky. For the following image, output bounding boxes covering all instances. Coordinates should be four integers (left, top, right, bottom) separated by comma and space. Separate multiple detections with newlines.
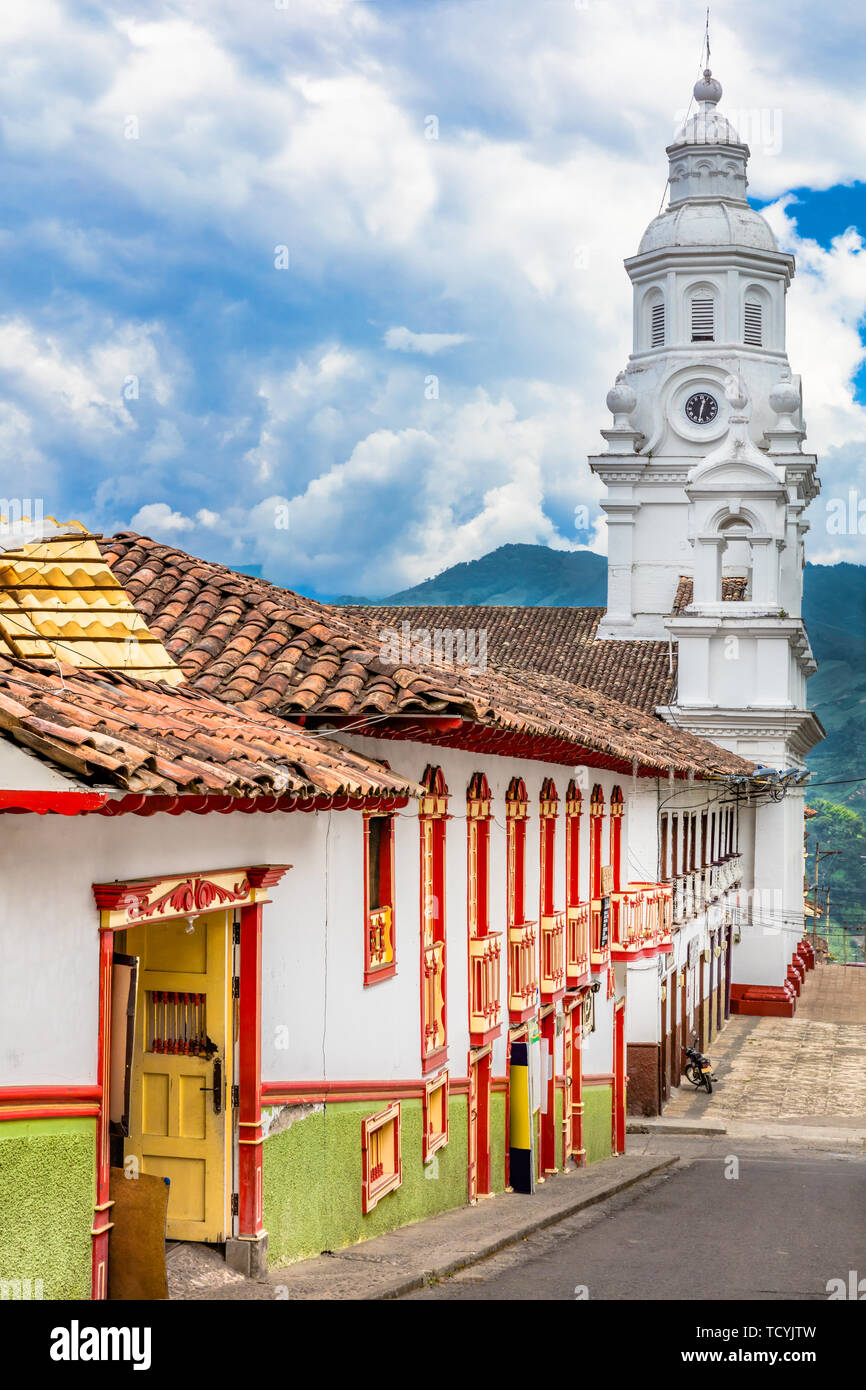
3, 1, 866, 598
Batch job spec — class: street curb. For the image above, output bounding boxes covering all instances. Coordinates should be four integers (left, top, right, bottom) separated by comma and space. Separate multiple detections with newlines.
372, 1156, 679, 1300
627, 1120, 727, 1136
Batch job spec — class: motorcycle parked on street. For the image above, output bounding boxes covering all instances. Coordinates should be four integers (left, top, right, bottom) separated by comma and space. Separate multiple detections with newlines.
685, 1034, 716, 1093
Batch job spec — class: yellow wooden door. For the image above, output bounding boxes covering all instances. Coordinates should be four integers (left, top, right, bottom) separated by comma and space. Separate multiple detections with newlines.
125, 911, 232, 1242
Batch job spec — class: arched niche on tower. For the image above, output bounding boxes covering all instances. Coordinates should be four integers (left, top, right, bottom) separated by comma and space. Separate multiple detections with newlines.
741, 282, 773, 350
691, 502, 781, 608
683, 278, 721, 345
641, 284, 666, 350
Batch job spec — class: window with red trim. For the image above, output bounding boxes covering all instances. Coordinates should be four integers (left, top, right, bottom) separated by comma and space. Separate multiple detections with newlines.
420, 765, 448, 1073
364, 812, 396, 984
539, 777, 558, 917
565, 780, 582, 907
589, 784, 605, 901
609, 786, 624, 892
506, 777, 536, 1021
467, 772, 491, 937
467, 772, 501, 1046
506, 777, 528, 927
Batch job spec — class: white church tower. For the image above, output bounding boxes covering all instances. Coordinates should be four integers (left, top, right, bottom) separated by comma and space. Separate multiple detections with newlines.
591, 67, 824, 992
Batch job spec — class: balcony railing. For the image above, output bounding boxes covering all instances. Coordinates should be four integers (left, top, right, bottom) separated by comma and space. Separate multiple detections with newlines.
610, 882, 674, 960
422, 940, 446, 1061
684, 872, 695, 920
540, 911, 565, 1003
720, 853, 743, 892
566, 902, 590, 989
508, 921, 538, 1020
469, 932, 502, 1045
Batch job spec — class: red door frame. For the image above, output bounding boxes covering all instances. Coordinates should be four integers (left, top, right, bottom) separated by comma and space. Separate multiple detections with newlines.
540, 1010, 557, 1175
91, 864, 288, 1300
612, 998, 626, 1156
564, 1001, 585, 1167
469, 1048, 492, 1200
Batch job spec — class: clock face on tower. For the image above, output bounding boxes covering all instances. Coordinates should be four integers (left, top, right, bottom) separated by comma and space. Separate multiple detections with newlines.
684, 391, 719, 425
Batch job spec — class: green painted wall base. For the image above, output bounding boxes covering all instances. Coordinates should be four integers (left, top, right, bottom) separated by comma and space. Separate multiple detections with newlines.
583, 1084, 614, 1164
264, 1080, 614, 1267
0, 1118, 94, 1300
263, 1097, 469, 1266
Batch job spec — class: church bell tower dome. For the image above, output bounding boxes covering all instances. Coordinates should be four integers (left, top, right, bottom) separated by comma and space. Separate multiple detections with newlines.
588, 60, 819, 644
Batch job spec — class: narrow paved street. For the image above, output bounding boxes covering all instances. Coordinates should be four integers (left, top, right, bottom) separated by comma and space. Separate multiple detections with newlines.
662, 964, 866, 1128
403, 964, 866, 1301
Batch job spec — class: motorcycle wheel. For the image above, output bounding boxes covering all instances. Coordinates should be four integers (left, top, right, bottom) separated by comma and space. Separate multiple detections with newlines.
685, 1063, 700, 1086
703, 1073, 713, 1094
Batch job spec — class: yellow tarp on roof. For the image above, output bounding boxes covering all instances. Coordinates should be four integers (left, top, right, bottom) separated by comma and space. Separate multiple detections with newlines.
0, 522, 183, 684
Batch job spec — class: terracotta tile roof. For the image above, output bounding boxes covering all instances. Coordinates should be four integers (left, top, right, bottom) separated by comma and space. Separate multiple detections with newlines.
672, 575, 749, 614
356, 604, 677, 712
0, 525, 181, 684
0, 655, 419, 800
440, 661, 753, 777
96, 534, 752, 778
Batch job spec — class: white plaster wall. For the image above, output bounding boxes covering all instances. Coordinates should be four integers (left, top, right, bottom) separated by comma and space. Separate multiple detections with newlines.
1, 735, 726, 1097
583, 988, 613, 1075
626, 959, 661, 1044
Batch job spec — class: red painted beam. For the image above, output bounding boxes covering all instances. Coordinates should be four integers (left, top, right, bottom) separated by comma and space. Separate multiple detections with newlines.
0, 1084, 101, 1104
0, 790, 108, 815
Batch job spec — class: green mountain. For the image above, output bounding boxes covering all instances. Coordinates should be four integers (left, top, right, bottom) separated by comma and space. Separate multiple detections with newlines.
376, 544, 608, 607
341, 544, 865, 807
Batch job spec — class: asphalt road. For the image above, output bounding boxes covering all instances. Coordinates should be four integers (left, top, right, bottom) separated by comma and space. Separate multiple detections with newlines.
403, 1151, 866, 1300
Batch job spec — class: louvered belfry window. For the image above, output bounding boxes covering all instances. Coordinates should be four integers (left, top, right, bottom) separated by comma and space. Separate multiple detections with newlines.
691, 296, 715, 342
744, 299, 763, 346
650, 300, 665, 347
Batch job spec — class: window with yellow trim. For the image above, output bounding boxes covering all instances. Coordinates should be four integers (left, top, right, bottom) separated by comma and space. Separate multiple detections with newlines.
423, 1070, 449, 1162
362, 1102, 402, 1212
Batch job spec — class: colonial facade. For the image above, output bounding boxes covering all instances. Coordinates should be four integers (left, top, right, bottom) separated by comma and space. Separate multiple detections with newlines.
0, 526, 760, 1298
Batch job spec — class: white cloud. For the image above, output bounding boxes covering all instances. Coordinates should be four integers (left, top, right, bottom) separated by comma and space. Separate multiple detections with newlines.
6, 0, 866, 582
384, 327, 470, 354
130, 502, 194, 534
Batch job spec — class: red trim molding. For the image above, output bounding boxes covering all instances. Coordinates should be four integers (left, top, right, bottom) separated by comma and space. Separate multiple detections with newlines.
0, 1084, 100, 1105
262, 1076, 471, 1106
0, 790, 108, 815
0, 1083, 101, 1121
96, 793, 410, 817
